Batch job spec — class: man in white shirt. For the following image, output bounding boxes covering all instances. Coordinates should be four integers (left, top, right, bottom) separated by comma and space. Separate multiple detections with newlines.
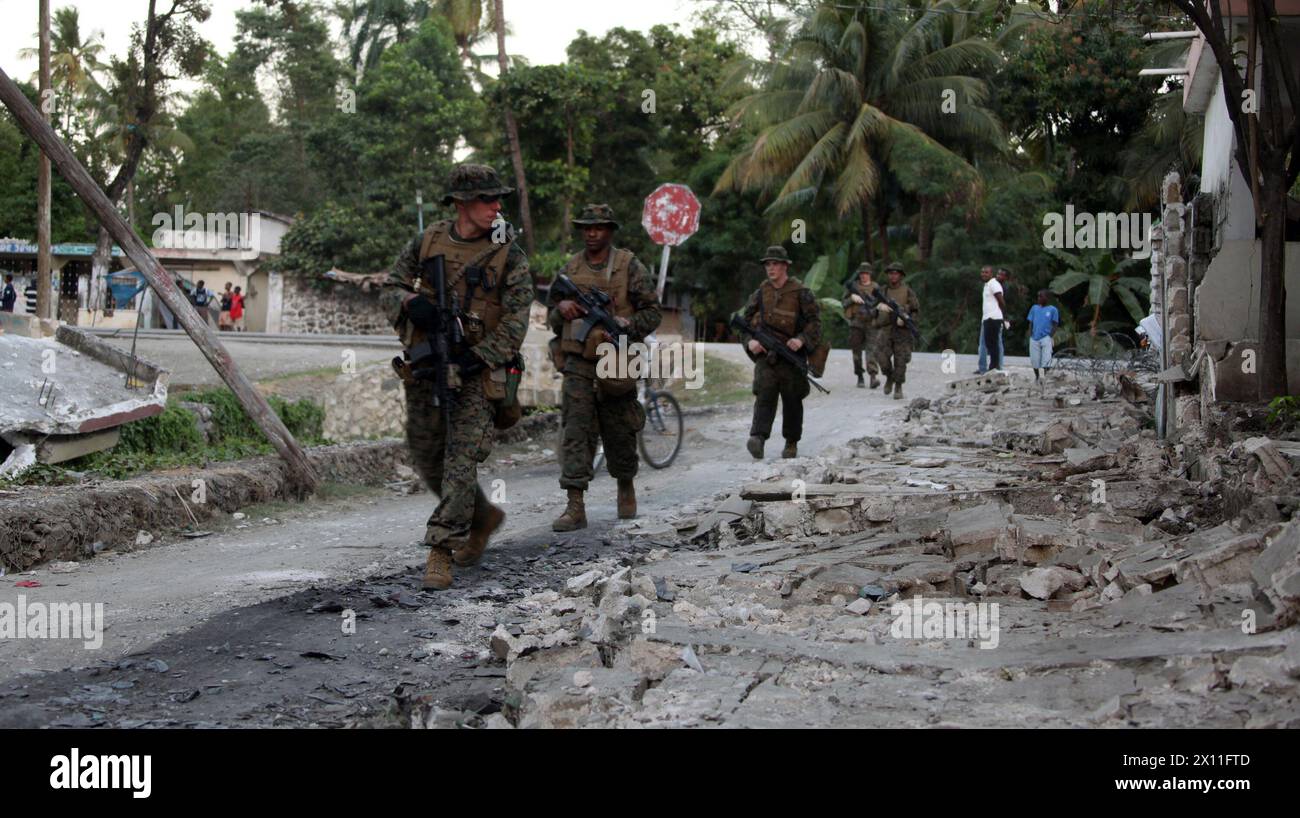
980, 266, 1007, 372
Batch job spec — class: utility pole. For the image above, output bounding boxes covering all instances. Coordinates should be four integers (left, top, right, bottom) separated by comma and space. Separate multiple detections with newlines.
36, 0, 53, 322
0, 66, 321, 493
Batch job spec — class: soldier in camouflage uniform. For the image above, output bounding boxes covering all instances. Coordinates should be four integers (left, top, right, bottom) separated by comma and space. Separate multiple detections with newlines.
872, 260, 921, 401
842, 262, 881, 389
741, 245, 822, 460
381, 164, 533, 590
549, 204, 662, 531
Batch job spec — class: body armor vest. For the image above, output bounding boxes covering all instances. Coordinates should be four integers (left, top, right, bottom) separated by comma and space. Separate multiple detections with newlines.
559, 247, 634, 354
758, 277, 804, 340
413, 220, 511, 349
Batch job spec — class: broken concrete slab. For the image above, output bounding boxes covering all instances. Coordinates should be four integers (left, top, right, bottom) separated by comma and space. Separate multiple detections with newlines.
942, 501, 1013, 560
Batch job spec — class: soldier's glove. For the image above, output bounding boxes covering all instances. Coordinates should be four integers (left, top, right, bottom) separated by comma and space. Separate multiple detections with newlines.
850, 294, 864, 305
896, 317, 905, 327
405, 295, 439, 332
875, 302, 892, 314
454, 349, 485, 378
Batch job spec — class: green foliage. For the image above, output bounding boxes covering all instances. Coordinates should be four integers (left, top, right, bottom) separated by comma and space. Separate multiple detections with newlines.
1266, 396, 1300, 429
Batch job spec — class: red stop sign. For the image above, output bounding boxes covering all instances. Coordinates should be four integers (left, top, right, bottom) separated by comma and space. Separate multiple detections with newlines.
642, 183, 701, 247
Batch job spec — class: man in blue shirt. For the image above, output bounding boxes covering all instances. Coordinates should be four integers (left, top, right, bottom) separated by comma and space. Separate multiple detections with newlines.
1026, 289, 1060, 382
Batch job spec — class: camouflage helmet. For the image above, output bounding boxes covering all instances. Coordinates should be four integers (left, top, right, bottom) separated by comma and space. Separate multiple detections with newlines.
760, 245, 791, 264
441, 163, 514, 205
884, 260, 905, 275
856, 262, 875, 276
571, 203, 620, 230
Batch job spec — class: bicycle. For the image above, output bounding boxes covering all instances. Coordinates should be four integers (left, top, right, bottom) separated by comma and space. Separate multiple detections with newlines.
591, 375, 684, 472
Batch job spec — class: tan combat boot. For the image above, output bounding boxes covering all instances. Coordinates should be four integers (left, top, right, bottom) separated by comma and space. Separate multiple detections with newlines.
781, 441, 798, 459
552, 489, 587, 531
422, 544, 454, 591
454, 496, 506, 567
617, 479, 637, 519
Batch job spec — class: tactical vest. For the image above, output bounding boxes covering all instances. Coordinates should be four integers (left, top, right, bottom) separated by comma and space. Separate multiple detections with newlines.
559, 247, 634, 355
758, 277, 805, 340
414, 220, 512, 349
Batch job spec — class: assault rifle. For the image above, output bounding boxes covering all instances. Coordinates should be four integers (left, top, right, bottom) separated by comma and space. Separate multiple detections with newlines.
391, 254, 463, 428
729, 314, 829, 394
874, 288, 922, 342
550, 273, 627, 345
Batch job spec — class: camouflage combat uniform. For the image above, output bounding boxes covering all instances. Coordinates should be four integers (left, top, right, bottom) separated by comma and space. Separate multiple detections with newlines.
380, 166, 532, 563
742, 247, 822, 449
842, 265, 881, 383
872, 264, 921, 396
548, 206, 661, 493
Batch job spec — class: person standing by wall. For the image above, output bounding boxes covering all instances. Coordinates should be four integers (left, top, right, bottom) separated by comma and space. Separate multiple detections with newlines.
231, 286, 246, 332
1, 274, 16, 312
980, 266, 1007, 373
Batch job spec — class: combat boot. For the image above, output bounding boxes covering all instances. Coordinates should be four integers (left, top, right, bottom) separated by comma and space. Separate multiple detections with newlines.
893, 383, 904, 400
552, 489, 587, 531
856, 373, 865, 388
617, 479, 637, 519
746, 435, 765, 460
422, 544, 454, 591
883, 377, 894, 395
781, 441, 797, 459
453, 496, 506, 567
869, 374, 880, 389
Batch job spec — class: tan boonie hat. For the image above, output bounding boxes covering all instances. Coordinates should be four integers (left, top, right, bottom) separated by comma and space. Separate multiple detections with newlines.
856, 262, 875, 275
884, 261, 905, 274
572, 203, 620, 230
760, 245, 791, 263
441, 163, 514, 205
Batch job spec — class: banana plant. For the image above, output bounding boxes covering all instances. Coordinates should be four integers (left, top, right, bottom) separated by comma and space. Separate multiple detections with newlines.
1047, 247, 1149, 336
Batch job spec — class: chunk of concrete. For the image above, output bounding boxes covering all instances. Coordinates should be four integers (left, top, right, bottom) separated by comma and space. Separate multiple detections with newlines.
1019, 566, 1087, 600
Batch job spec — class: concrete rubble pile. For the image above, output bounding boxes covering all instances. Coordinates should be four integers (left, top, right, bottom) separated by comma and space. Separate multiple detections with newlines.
448, 370, 1299, 728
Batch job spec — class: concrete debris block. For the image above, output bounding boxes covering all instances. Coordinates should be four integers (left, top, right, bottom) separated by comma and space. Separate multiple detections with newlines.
1226, 655, 1297, 693
1251, 520, 1300, 627
490, 625, 540, 662
861, 497, 895, 523
1173, 532, 1263, 587
572, 670, 593, 688
813, 507, 855, 534
992, 421, 1072, 455
690, 493, 753, 541
1100, 581, 1125, 603
946, 371, 1010, 393
134, 531, 153, 547
618, 637, 685, 681
1061, 447, 1116, 473
845, 598, 873, 615
1240, 437, 1294, 487
565, 569, 604, 596
680, 645, 705, 673
482, 713, 513, 729
1013, 516, 1081, 565
1019, 566, 1087, 600
671, 600, 723, 628
47, 561, 79, 574
759, 501, 809, 538
505, 641, 602, 692
943, 502, 1013, 559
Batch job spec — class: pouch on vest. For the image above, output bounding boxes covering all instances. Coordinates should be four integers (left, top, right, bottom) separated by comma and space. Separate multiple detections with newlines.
482, 365, 508, 401
807, 342, 831, 378
548, 336, 566, 370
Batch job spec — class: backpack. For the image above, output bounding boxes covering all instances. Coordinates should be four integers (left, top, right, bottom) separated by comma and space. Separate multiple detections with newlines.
192, 288, 210, 307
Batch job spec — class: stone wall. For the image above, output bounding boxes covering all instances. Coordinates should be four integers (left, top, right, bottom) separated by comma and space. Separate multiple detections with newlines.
322, 364, 408, 441
279, 276, 392, 335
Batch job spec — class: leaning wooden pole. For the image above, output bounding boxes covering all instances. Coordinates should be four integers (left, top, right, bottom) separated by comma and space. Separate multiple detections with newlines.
0, 66, 320, 493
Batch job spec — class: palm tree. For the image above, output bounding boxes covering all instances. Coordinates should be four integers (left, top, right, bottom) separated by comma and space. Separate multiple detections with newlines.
716, 0, 1008, 259
336, 0, 496, 82
1047, 247, 1148, 336
1115, 37, 1204, 210
19, 7, 106, 135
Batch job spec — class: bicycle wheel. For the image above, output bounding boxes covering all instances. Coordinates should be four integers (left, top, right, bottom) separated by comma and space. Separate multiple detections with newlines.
638, 390, 683, 469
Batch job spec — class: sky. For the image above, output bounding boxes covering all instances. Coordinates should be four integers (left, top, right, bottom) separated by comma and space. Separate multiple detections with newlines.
1, 0, 699, 84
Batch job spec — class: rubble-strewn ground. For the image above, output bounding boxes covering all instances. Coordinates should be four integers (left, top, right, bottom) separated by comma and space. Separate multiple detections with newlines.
3, 351, 1297, 728
488, 369, 1300, 729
